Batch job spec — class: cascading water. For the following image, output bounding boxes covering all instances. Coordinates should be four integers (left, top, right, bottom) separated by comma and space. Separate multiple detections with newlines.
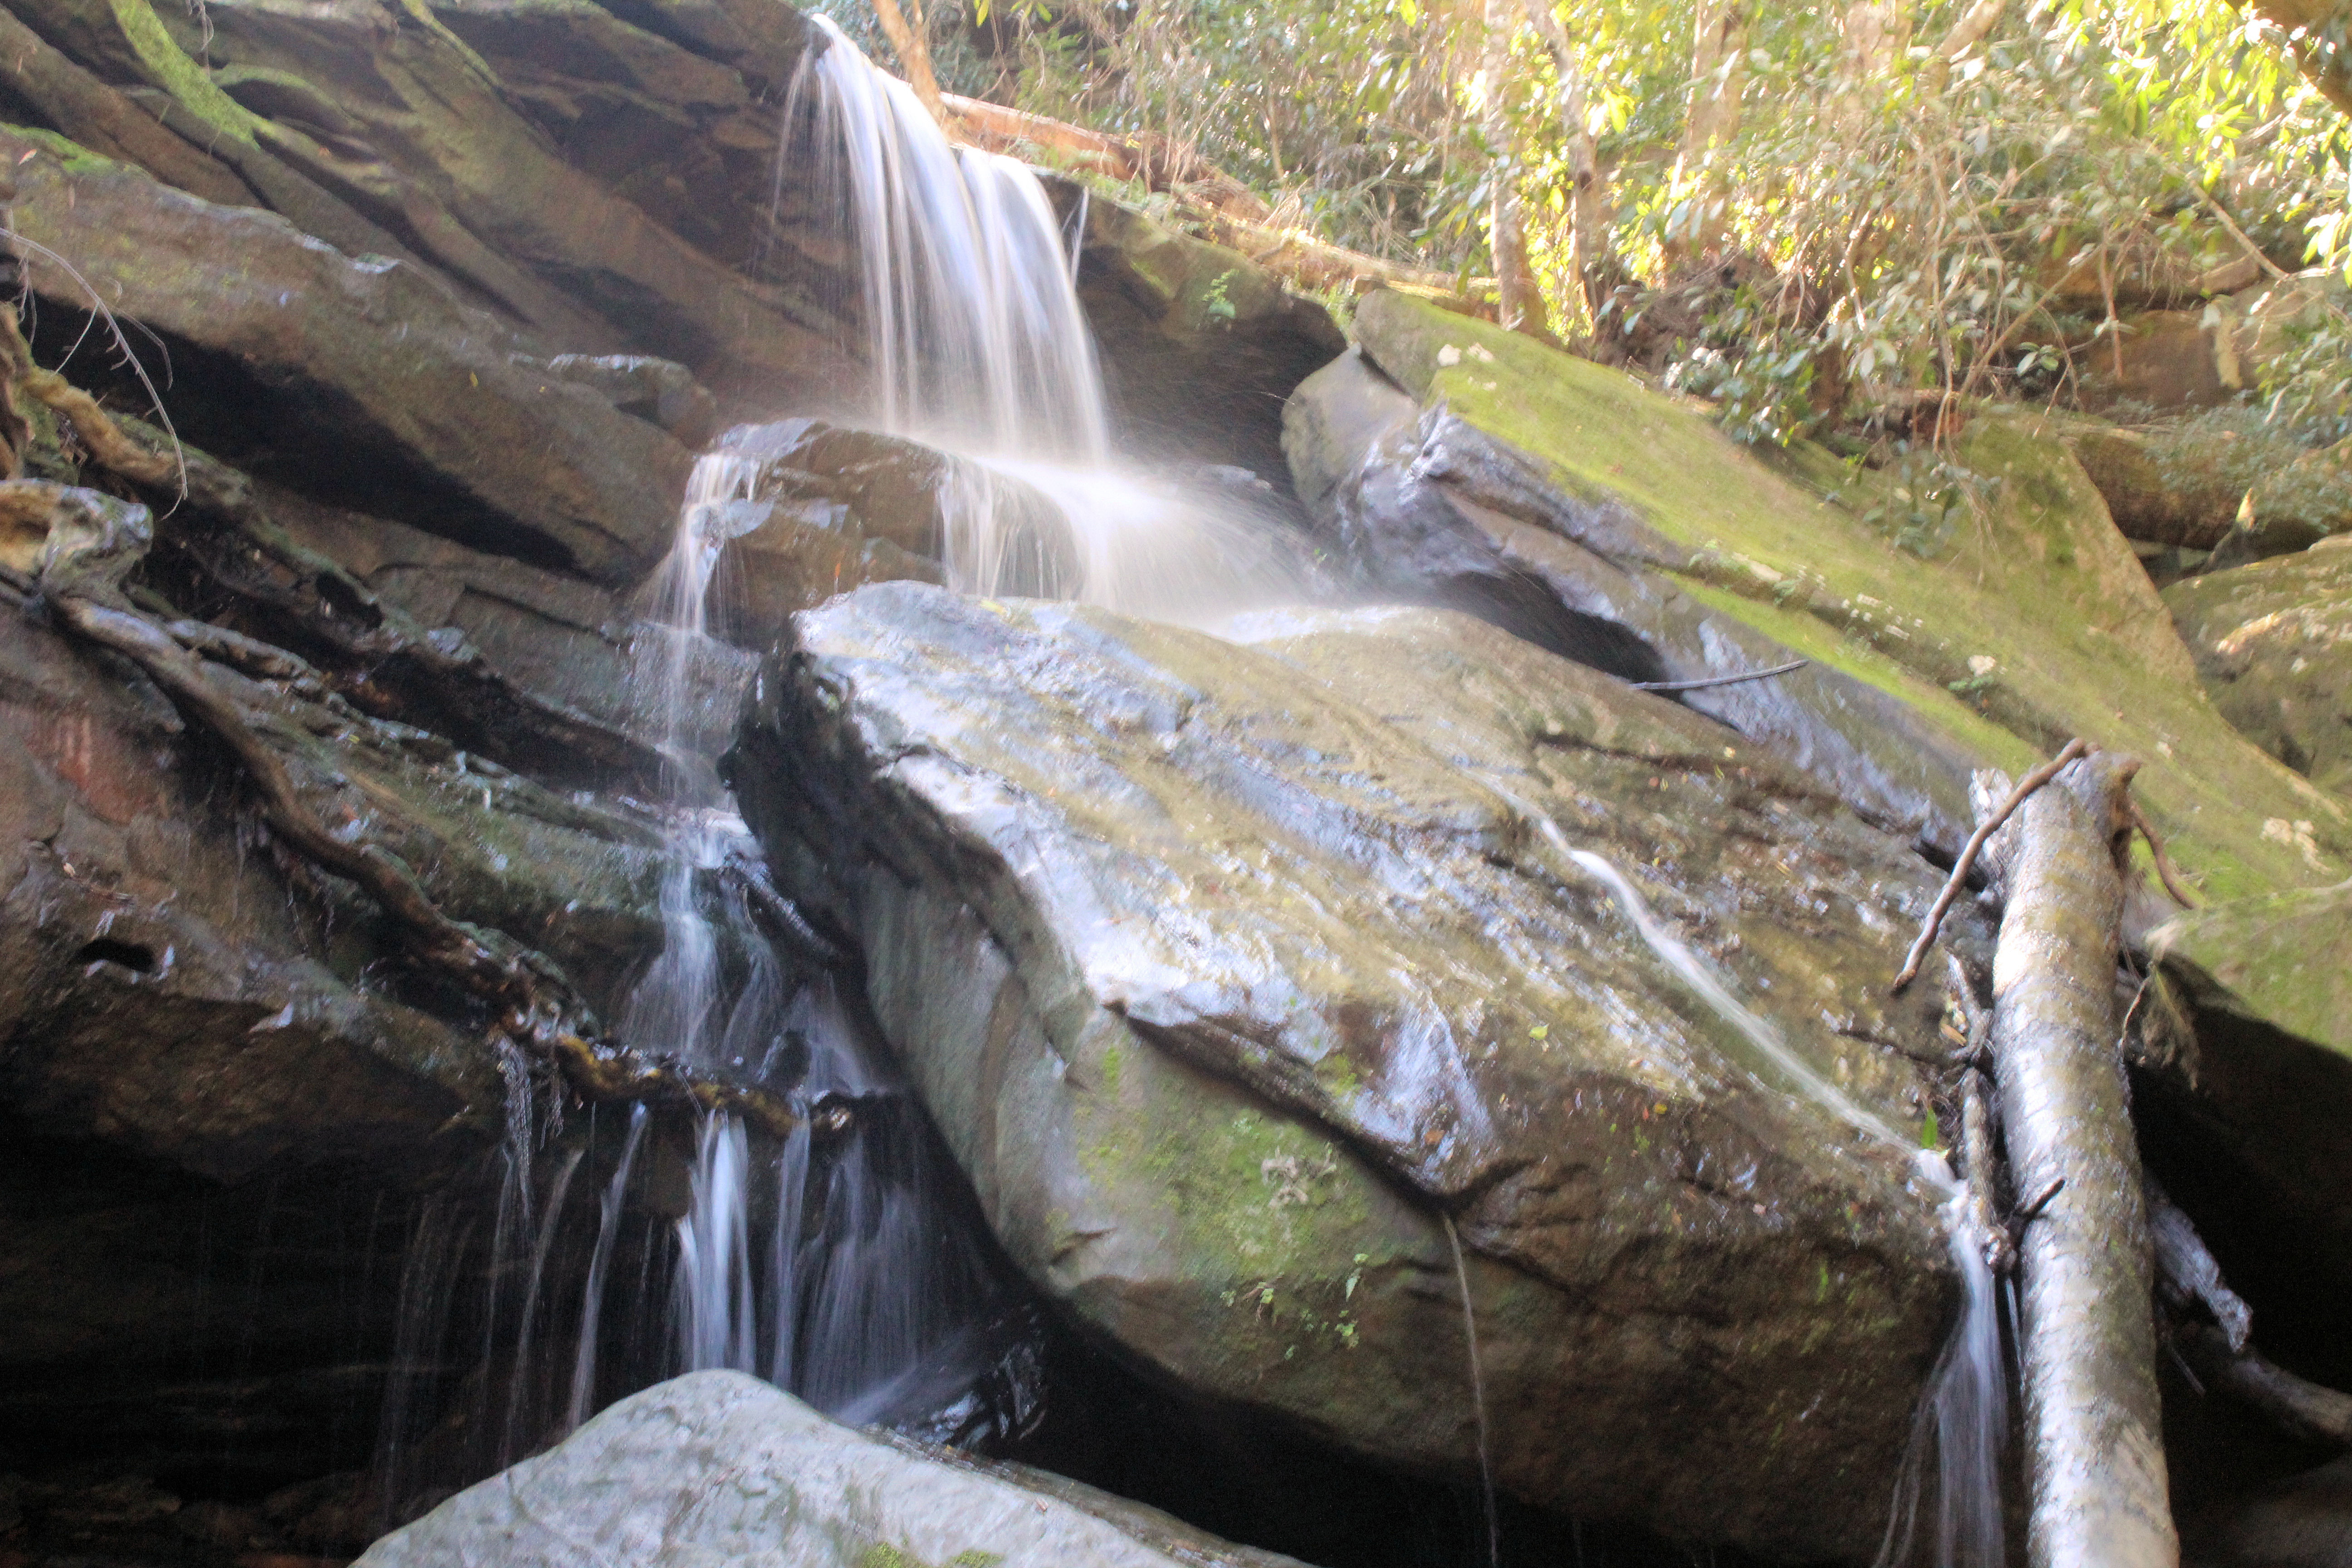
774, 18, 1316, 622
583, 420, 1014, 1434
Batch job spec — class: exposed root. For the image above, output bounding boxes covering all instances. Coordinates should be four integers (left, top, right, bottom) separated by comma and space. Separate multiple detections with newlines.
2127, 799, 2197, 909
0, 270, 186, 499
1892, 736, 2089, 993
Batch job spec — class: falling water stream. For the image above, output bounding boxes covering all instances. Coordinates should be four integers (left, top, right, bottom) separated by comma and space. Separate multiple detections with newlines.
384, 19, 2009, 1563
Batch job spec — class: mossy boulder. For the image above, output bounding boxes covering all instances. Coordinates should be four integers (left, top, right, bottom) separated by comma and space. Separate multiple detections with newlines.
729, 581, 1978, 1560
2063, 413, 2352, 564
2165, 539, 2352, 797
1300, 287, 2347, 903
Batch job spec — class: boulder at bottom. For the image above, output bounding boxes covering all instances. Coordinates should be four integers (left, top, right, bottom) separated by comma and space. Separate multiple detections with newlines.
354, 1370, 1311, 1568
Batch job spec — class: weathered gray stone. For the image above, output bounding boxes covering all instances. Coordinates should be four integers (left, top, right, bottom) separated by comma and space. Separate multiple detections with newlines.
730, 581, 1973, 1560
357, 1370, 1311, 1568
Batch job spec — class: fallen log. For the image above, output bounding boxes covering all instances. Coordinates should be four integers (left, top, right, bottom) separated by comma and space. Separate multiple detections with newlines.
919, 80, 1494, 312
2177, 1324, 2352, 1448
1986, 748, 2178, 1568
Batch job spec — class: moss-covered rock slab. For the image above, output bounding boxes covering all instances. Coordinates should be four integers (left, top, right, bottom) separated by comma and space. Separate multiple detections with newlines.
730, 581, 1974, 1559
1310, 288, 2346, 902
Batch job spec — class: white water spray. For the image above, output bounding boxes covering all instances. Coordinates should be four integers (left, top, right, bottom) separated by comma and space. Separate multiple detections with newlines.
774, 20, 1316, 623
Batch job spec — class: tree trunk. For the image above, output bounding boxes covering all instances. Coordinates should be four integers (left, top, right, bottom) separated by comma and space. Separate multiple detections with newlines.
1927, 0, 2008, 88
1664, 0, 1748, 266
1515, 0, 1628, 328
1988, 751, 2178, 1568
2235, 0, 2352, 118
1481, 0, 1548, 336
869, 0, 944, 121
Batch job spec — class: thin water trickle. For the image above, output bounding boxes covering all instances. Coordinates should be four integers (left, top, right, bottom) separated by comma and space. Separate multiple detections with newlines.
565, 1102, 649, 1432
1442, 1215, 1501, 1568
1500, 790, 2003, 1565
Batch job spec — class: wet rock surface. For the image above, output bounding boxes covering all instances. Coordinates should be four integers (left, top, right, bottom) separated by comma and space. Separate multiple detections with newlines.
1294, 287, 2350, 898
730, 580, 1972, 1560
1068, 189, 1347, 488
702, 421, 1067, 649
360, 1370, 1312, 1568
2165, 538, 2352, 796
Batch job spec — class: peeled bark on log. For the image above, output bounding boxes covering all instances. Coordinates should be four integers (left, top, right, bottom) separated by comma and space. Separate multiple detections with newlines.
1989, 750, 2178, 1568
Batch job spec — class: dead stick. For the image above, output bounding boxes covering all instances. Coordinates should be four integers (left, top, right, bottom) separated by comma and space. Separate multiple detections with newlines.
1631, 658, 1807, 692
2127, 800, 2196, 909
1891, 737, 2089, 992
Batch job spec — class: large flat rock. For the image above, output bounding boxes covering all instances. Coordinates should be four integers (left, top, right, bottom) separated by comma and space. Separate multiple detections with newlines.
729, 582, 1975, 1560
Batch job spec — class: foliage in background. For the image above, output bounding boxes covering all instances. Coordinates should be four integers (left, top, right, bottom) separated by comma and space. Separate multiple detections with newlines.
833, 0, 2352, 451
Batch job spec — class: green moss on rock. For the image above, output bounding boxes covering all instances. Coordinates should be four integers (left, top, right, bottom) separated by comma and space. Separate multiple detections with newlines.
1350, 288, 2348, 901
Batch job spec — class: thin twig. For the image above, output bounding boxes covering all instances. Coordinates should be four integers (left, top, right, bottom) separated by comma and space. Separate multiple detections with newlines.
2015, 1175, 2064, 1224
1891, 737, 2090, 992
1630, 658, 1807, 693
2126, 800, 2196, 908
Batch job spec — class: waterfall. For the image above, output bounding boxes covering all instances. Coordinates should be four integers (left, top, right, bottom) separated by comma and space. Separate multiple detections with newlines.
565, 1102, 649, 1431
577, 415, 1009, 1433
773, 19, 1316, 623
782, 16, 1107, 461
